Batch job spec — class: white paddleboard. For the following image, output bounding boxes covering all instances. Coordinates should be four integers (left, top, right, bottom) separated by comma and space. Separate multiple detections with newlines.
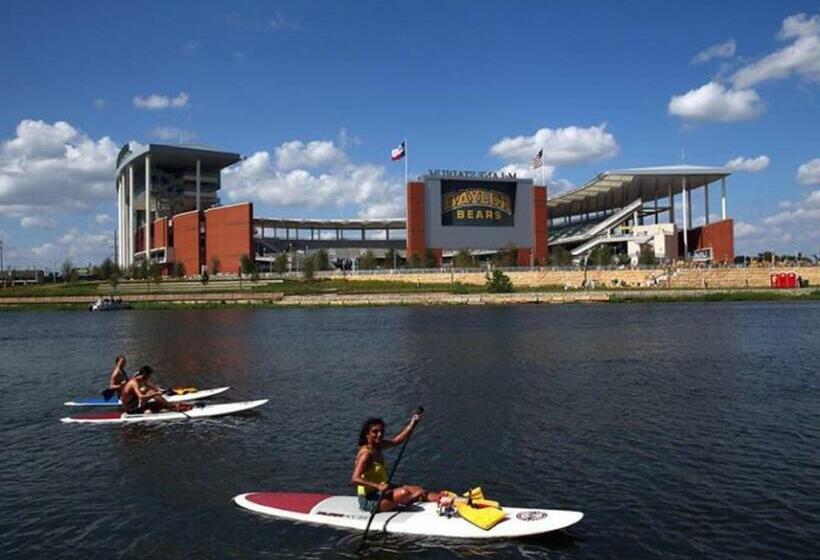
64, 386, 231, 406
233, 492, 583, 539
60, 399, 268, 424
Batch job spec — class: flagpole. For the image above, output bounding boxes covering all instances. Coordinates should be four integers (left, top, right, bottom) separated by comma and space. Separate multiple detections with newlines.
404, 137, 408, 188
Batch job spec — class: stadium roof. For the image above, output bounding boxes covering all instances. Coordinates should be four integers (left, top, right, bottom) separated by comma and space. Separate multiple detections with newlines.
548, 165, 731, 219
116, 143, 242, 175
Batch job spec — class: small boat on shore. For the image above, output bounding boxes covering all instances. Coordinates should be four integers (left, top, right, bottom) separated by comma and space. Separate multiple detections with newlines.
88, 297, 131, 311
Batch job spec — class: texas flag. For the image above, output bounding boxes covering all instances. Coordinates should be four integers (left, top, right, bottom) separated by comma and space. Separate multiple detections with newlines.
391, 141, 406, 161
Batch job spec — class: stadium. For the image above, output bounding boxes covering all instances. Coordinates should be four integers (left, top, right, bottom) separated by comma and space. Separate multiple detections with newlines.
114, 143, 734, 274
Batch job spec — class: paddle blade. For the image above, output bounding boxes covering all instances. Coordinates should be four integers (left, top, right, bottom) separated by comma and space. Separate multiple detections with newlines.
101, 388, 116, 401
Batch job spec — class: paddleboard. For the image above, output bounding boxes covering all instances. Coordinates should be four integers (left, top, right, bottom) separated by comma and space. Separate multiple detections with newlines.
232, 492, 583, 539
64, 386, 230, 407
60, 399, 268, 424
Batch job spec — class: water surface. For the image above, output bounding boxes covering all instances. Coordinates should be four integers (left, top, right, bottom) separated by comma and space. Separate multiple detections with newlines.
1, 303, 818, 558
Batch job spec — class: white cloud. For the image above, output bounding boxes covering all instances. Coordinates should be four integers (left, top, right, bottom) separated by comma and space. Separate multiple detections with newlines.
93, 98, 106, 110
490, 124, 619, 166
736, 189, 820, 254
274, 140, 346, 171
223, 140, 404, 219
30, 228, 111, 266
0, 119, 119, 218
692, 39, 736, 64
95, 214, 113, 224
269, 13, 297, 30
181, 40, 200, 51
732, 13, 820, 88
20, 215, 56, 229
796, 158, 820, 185
151, 126, 198, 143
668, 81, 765, 122
133, 91, 190, 110
338, 128, 362, 149
725, 155, 770, 172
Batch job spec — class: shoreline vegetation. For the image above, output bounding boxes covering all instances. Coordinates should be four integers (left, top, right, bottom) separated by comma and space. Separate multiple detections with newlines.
1, 275, 818, 310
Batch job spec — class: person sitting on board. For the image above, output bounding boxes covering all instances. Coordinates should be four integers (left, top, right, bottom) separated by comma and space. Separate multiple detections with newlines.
351, 413, 442, 512
103, 355, 129, 401
119, 366, 191, 414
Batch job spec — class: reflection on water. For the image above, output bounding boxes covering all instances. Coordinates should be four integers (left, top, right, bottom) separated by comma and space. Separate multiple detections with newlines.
0, 303, 818, 559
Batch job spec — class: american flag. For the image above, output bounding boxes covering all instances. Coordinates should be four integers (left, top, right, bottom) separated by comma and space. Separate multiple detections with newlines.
532, 148, 543, 169
391, 141, 406, 161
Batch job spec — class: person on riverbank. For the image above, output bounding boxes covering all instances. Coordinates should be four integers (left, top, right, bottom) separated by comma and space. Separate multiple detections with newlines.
104, 355, 129, 400
351, 413, 442, 512
120, 366, 191, 414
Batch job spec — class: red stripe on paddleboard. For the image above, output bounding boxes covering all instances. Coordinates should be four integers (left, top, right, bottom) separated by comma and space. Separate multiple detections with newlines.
246, 492, 331, 513
71, 411, 123, 420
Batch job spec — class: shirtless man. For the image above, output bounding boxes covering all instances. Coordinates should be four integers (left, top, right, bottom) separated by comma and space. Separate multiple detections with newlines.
103, 355, 129, 401
119, 366, 190, 414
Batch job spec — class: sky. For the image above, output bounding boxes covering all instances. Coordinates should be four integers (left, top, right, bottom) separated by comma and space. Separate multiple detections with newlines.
1, 0, 818, 268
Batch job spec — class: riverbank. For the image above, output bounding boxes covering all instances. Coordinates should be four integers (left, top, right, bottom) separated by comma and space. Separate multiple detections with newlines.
1, 287, 817, 310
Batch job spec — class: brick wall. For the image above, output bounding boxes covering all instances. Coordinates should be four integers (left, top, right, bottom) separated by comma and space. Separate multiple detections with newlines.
204, 203, 253, 274
406, 182, 426, 260
679, 219, 735, 263
532, 186, 548, 264
171, 210, 202, 277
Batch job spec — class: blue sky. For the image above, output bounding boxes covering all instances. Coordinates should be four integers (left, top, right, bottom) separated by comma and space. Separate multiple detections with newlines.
1, 1, 818, 268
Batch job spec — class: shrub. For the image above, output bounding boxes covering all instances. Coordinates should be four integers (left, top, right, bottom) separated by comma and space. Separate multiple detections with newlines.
550, 246, 571, 266
301, 255, 315, 279
359, 250, 377, 270
172, 262, 186, 279
274, 254, 288, 274
384, 248, 400, 269
423, 248, 437, 268
314, 249, 330, 271
450, 281, 469, 294
492, 243, 518, 267
638, 244, 658, 266
453, 249, 475, 268
485, 269, 513, 293
209, 257, 221, 275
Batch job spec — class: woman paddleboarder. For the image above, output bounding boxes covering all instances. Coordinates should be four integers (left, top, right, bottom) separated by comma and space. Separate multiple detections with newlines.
351, 412, 442, 512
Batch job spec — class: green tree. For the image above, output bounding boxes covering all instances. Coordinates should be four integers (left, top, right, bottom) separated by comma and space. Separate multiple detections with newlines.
485, 269, 513, 293
273, 253, 288, 274
209, 256, 221, 275
408, 253, 423, 269
200, 269, 209, 285
314, 249, 330, 271
453, 249, 475, 269
638, 244, 658, 266
550, 246, 572, 266
148, 261, 162, 286
359, 250, 377, 270
384, 248, 399, 270
423, 248, 437, 268
301, 254, 315, 280
590, 244, 613, 267
240, 254, 256, 277
97, 257, 116, 281
172, 262, 186, 279
61, 259, 77, 285
492, 243, 518, 267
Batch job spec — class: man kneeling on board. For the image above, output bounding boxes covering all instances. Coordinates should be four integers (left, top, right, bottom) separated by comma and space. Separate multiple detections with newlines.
120, 366, 191, 414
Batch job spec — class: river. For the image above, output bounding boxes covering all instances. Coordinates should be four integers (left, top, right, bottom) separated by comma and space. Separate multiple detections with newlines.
1, 302, 818, 559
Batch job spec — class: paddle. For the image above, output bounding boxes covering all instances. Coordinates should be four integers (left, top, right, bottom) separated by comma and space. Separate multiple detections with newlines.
358, 406, 424, 552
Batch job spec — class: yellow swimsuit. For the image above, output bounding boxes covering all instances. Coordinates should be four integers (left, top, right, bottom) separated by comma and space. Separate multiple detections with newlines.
357, 457, 388, 497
